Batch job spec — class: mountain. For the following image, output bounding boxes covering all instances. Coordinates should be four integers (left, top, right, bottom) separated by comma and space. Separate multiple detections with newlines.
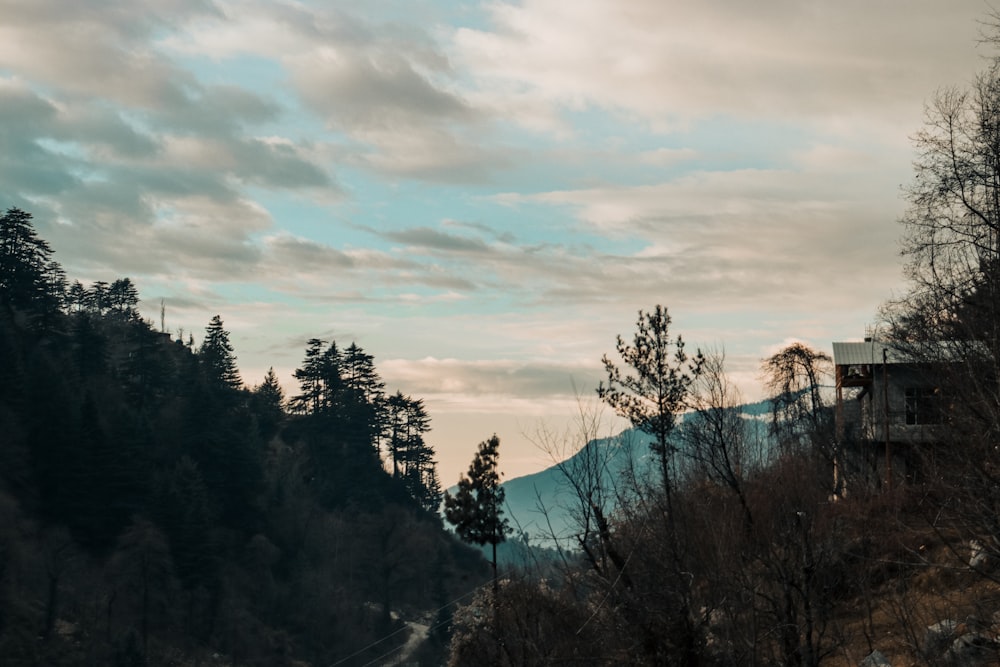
498, 399, 775, 554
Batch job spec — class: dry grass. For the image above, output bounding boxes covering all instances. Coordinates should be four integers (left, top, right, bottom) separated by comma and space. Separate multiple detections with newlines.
820, 495, 1000, 666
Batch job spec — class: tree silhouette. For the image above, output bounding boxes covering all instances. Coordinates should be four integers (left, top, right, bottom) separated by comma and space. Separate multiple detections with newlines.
341, 342, 385, 452
0, 207, 63, 313
199, 315, 242, 392
291, 338, 326, 415
598, 305, 704, 493
106, 278, 139, 321
443, 435, 510, 592
762, 342, 832, 453
290, 339, 344, 417
252, 367, 285, 438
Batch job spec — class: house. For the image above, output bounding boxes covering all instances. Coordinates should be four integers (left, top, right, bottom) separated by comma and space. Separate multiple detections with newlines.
832, 338, 951, 490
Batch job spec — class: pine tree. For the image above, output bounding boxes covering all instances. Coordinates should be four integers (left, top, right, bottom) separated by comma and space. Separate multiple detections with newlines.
154, 456, 217, 589
253, 367, 285, 438
86, 280, 109, 315
107, 277, 140, 321
291, 339, 343, 416
291, 338, 327, 415
198, 315, 242, 392
598, 305, 704, 494
386, 392, 409, 477
386, 392, 431, 482
341, 342, 385, 452
0, 207, 63, 312
254, 367, 284, 412
342, 342, 385, 405
67, 280, 87, 313
443, 435, 510, 592
391, 397, 439, 509
318, 341, 343, 414
405, 443, 442, 513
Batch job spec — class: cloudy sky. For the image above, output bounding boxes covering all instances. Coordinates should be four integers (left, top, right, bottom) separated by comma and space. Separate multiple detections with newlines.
1, 0, 992, 482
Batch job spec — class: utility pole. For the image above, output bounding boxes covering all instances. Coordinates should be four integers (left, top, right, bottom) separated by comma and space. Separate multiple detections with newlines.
883, 347, 892, 491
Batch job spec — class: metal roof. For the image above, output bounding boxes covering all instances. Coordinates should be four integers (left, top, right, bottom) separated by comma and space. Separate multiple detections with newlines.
832, 340, 987, 366
832, 341, 907, 366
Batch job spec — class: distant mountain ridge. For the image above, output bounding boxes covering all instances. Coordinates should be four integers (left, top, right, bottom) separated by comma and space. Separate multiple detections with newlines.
499, 399, 775, 553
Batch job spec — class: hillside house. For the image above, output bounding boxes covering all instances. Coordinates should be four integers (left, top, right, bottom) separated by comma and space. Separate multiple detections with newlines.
832, 339, 949, 490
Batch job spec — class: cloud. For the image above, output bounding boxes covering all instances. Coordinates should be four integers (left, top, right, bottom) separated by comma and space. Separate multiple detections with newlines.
381, 357, 604, 402
638, 147, 698, 166
351, 125, 512, 182
487, 158, 907, 312
380, 226, 494, 253
453, 0, 986, 133
151, 84, 283, 135
292, 49, 473, 129
0, 0, 211, 109
266, 233, 357, 271
166, 1, 512, 183
285, 27, 506, 182
0, 3, 344, 286
49, 193, 269, 278
162, 135, 330, 189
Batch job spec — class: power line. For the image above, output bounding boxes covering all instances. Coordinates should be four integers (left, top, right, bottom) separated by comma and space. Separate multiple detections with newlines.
327, 578, 493, 667
574, 503, 653, 636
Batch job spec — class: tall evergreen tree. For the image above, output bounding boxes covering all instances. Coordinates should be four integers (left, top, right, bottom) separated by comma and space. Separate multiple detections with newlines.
254, 367, 284, 412
598, 305, 704, 494
342, 342, 384, 404
386, 392, 431, 483
443, 435, 510, 592
290, 339, 343, 416
318, 341, 343, 414
86, 281, 110, 315
386, 392, 409, 477
107, 278, 140, 321
67, 280, 87, 313
382, 392, 441, 509
291, 338, 327, 415
0, 207, 63, 312
252, 367, 285, 438
341, 342, 385, 452
198, 315, 242, 392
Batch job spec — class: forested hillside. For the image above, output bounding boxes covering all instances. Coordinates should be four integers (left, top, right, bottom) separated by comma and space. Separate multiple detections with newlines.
0, 208, 488, 666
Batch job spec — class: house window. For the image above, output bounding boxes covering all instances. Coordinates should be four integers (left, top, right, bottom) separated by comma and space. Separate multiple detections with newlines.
905, 387, 941, 425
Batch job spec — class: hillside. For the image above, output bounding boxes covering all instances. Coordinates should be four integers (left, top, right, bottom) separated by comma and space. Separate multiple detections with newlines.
0, 209, 490, 667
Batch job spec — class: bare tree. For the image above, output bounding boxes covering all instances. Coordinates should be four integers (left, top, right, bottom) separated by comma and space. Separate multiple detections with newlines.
882, 23, 1000, 578
679, 351, 763, 534
761, 343, 833, 455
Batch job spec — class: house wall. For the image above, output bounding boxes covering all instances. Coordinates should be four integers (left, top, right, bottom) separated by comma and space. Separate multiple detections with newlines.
834, 354, 950, 492
869, 365, 942, 443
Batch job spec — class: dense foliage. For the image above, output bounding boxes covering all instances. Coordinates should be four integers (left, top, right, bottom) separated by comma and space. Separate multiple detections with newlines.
0, 208, 487, 666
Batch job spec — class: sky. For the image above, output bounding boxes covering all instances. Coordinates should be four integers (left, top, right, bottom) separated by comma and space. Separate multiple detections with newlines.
0, 0, 994, 484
